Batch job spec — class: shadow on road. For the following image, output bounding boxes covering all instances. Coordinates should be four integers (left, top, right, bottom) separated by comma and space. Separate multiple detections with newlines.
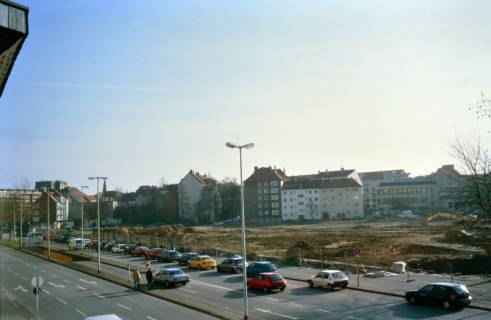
288, 286, 332, 296
388, 303, 462, 319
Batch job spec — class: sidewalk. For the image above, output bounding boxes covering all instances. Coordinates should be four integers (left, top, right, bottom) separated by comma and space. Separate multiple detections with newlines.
278, 266, 491, 311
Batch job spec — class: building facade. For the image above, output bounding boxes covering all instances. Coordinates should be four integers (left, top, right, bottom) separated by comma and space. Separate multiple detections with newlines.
244, 166, 287, 225
178, 170, 218, 225
35, 180, 68, 193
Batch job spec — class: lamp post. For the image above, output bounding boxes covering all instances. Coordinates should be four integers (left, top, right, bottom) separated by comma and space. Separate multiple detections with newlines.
88, 177, 107, 273
225, 141, 254, 320
80, 185, 89, 254
43, 188, 51, 259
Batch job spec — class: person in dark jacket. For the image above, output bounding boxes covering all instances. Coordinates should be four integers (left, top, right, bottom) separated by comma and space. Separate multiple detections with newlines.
146, 268, 154, 289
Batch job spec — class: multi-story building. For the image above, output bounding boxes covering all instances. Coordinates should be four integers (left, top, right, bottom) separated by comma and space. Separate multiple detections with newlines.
319, 178, 364, 219
281, 179, 321, 222
244, 166, 287, 225
35, 180, 67, 193
359, 170, 410, 215
428, 165, 468, 212
178, 170, 218, 225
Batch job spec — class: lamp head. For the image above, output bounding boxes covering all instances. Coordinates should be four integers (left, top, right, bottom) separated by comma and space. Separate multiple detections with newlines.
225, 142, 238, 149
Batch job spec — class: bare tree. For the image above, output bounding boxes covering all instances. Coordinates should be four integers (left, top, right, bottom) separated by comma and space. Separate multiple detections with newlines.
469, 92, 491, 120
452, 138, 491, 218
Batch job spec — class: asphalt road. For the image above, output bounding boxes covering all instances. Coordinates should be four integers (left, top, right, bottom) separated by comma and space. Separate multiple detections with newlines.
60, 244, 491, 320
0, 245, 217, 320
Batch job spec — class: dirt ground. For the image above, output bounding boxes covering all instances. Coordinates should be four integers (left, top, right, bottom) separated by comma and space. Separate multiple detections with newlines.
108, 219, 490, 271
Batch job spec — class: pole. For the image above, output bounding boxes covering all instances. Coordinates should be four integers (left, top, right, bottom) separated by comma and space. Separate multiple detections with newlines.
36, 286, 39, 320
13, 195, 16, 241
20, 201, 23, 248
356, 257, 360, 287
81, 195, 84, 254
97, 179, 101, 273
239, 147, 248, 320
47, 190, 51, 259
128, 263, 131, 283
321, 247, 324, 269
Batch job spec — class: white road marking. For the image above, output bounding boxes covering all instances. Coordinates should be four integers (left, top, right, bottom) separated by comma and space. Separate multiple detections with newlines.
117, 303, 132, 310
348, 317, 364, 320
79, 278, 97, 285
41, 270, 47, 273
48, 282, 65, 288
13, 285, 27, 293
32, 266, 39, 270
56, 297, 68, 305
289, 302, 303, 308
266, 297, 280, 302
146, 316, 156, 320
317, 308, 332, 313
42, 289, 51, 295
180, 288, 197, 294
191, 279, 234, 292
93, 292, 105, 299
75, 309, 87, 317
51, 274, 59, 278
254, 308, 299, 320
21, 277, 28, 281
63, 279, 72, 284
76, 285, 87, 291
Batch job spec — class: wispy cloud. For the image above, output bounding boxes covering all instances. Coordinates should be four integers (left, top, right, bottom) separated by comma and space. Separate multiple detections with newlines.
11, 80, 207, 94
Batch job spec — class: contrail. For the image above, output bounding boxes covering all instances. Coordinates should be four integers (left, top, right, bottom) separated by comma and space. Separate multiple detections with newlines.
11, 80, 206, 94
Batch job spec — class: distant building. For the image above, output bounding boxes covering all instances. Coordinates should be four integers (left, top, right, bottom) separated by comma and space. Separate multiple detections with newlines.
244, 166, 287, 225
281, 178, 321, 222
427, 164, 471, 213
359, 170, 410, 215
35, 180, 67, 193
33, 190, 69, 230
0, 0, 28, 96
178, 170, 218, 225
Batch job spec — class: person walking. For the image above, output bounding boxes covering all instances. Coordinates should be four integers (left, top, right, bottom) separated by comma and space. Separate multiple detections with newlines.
146, 268, 154, 290
132, 268, 141, 290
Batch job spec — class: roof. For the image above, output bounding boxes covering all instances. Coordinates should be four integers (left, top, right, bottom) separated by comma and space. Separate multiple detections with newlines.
68, 187, 91, 202
318, 169, 355, 179
283, 179, 320, 190
184, 170, 216, 186
359, 170, 406, 181
320, 269, 343, 273
245, 167, 287, 183
254, 261, 272, 264
162, 268, 182, 272
320, 178, 362, 189
430, 282, 465, 287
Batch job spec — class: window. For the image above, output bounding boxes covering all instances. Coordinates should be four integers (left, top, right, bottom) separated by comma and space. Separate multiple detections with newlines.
298, 201, 304, 205
272, 202, 279, 208
271, 195, 279, 201
258, 210, 263, 216
271, 180, 278, 187
258, 203, 262, 208
258, 196, 262, 201
258, 189, 262, 194
298, 194, 304, 198
257, 182, 262, 187
272, 209, 280, 216
263, 188, 269, 194
271, 187, 278, 193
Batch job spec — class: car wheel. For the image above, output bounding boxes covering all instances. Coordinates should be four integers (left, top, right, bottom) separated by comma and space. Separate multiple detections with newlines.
443, 301, 451, 310
164, 281, 170, 288
308, 281, 314, 288
217, 267, 221, 272
263, 286, 269, 293
408, 296, 416, 304
328, 284, 334, 291
280, 286, 286, 292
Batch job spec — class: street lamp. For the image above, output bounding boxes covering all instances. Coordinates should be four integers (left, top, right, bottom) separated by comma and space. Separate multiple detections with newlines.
42, 187, 51, 259
80, 185, 89, 254
88, 177, 107, 273
225, 141, 254, 320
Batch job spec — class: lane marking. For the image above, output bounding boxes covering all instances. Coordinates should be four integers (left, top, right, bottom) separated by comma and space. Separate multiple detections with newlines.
13, 285, 27, 293
117, 303, 132, 311
79, 278, 97, 285
180, 288, 197, 294
348, 317, 364, 320
266, 297, 280, 302
48, 282, 65, 288
51, 274, 59, 278
75, 309, 87, 317
146, 316, 157, 320
254, 308, 299, 320
42, 289, 51, 295
32, 266, 39, 270
93, 292, 105, 299
76, 285, 87, 291
56, 297, 68, 305
191, 279, 234, 292
21, 277, 28, 281
63, 279, 72, 284
317, 308, 332, 313
41, 270, 47, 274
289, 302, 303, 308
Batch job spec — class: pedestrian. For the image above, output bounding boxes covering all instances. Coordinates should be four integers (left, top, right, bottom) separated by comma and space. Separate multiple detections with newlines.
146, 268, 154, 290
145, 260, 151, 272
132, 268, 141, 290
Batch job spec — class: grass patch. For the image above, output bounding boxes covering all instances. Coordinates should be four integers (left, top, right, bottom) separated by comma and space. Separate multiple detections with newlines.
0, 239, 20, 249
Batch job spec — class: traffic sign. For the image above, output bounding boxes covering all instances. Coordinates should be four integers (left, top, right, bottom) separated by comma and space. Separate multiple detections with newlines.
31, 276, 44, 288
352, 247, 362, 256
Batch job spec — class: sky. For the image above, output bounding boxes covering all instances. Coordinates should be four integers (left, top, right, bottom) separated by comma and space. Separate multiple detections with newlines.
1, 0, 490, 192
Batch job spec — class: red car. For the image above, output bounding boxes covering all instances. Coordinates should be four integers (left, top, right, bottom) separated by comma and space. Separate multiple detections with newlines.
247, 272, 286, 293
144, 248, 164, 260
131, 246, 149, 257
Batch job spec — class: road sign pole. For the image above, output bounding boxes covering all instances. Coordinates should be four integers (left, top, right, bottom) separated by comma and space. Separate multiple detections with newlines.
36, 286, 39, 320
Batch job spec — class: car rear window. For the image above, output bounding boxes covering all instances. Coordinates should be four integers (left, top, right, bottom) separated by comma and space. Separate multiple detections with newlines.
270, 274, 283, 281
453, 285, 469, 295
262, 264, 276, 272
169, 270, 183, 275
332, 272, 346, 280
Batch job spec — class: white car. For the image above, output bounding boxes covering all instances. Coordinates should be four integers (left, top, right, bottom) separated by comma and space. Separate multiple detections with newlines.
308, 269, 349, 290
68, 238, 91, 250
111, 244, 126, 253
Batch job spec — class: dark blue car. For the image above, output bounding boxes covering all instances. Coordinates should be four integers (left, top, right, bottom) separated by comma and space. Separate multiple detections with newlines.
246, 261, 277, 278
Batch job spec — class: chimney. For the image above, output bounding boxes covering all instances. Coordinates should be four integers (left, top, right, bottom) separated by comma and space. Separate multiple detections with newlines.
254, 166, 258, 172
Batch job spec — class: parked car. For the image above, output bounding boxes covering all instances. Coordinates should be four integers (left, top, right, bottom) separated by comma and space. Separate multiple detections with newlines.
145, 248, 164, 260
131, 246, 149, 257
123, 244, 138, 254
405, 283, 472, 309
158, 250, 181, 262
247, 272, 286, 292
217, 257, 247, 273
246, 261, 277, 278
68, 238, 91, 250
187, 255, 217, 270
178, 252, 199, 266
111, 244, 126, 253
154, 268, 189, 287
308, 270, 349, 290
86, 240, 105, 250
103, 241, 117, 251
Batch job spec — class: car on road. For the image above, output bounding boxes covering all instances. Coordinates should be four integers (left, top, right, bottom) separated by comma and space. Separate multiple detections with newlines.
247, 272, 286, 292
154, 268, 189, 287
177, 252, 199, 266
405, 283, 472, 309
68, 238, 91, 250
187, 255, 217, 270
308, 270, 349, 290
158, 249, 181, 262
111, 243, 126, 253
131, 246, 149, 257
217, 257, 247, 273
103, 241, 117, 251
145, 248, 164, 260
123, 244, 138, 254
246, 261, 277, 278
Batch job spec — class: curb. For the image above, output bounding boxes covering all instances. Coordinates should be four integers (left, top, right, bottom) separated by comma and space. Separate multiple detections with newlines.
283, 276, 491, 312
10, 246, 250, 320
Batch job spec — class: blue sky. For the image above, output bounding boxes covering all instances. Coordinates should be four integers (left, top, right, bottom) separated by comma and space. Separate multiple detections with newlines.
1, 0, 490, 192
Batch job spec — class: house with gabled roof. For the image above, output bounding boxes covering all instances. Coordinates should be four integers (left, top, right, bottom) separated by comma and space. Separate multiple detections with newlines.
178, 170, 218, 225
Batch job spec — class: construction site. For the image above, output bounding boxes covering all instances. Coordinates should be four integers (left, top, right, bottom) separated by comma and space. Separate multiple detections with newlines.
97, 215, 491, 275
